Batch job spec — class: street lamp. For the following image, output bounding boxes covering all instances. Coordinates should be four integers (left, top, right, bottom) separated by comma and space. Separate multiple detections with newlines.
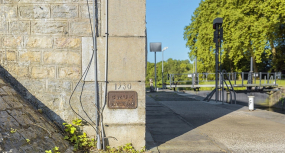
162, 47, 168, 89
150, 42, 162, 92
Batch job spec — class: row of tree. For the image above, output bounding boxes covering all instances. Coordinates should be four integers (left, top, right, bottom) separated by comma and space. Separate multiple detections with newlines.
184, 0, 285, 73
146, 59, 193, 86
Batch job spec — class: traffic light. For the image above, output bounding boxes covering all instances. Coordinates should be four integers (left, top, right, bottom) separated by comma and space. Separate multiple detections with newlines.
213, 18, 223, 28
213, 18, 223, 42
213, 26, 223, 42
220, 27, 223, 40
213, 31, 218, 43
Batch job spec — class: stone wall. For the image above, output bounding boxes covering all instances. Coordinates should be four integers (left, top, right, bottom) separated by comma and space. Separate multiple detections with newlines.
0, 76, 73, 152
268, 87, 285, 108
0, 0, 146, 149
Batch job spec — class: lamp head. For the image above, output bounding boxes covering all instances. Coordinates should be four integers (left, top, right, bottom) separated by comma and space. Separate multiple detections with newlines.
162, 47, 168, 51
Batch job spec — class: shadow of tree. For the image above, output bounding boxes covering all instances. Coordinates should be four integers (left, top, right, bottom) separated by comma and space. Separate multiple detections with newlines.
145, 91, 243, 151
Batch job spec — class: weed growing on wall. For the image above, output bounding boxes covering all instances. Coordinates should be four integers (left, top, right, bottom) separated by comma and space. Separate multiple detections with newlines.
45, 118, 146, 152
45, 146, 60, 153
104, 143, 146, 153
63, 118, 96, 151
10, 128, 17, 133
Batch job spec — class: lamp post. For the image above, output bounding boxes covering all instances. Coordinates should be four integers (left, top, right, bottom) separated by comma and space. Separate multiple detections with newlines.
162, 47, 168, 89
150, 42, 162, 91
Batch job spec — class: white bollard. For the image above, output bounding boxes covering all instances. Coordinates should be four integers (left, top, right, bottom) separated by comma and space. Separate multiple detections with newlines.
248, 96, 255, 111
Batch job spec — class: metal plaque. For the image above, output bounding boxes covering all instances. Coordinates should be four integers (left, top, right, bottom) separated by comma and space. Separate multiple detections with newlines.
108, 91, 138, 109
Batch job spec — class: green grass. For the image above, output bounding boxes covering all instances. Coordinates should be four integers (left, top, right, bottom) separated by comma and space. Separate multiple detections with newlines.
276, 80, 285, 87
146, 79, 285, 90
196, 79, 284, 90
198, 81, 246, 90
146, 79, 285, 91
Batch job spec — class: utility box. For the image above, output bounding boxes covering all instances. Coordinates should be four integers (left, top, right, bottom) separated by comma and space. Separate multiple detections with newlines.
248, 96, 255, 111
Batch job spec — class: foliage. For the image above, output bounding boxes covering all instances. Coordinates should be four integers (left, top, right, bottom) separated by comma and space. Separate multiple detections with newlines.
72, 118, 82, 126
26, 139, 30, 143
53, 146, 60, 153
10, 128, 17, 133
146, 59, 193, 87
48, 119, 146, 153
184, 0, 285, 73
45, 146, 60, 153
105, 143, 145, 153
63, 118, 96, 152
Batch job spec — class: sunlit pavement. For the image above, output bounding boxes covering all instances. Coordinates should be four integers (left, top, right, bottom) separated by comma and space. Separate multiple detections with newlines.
145, 90, 285, 153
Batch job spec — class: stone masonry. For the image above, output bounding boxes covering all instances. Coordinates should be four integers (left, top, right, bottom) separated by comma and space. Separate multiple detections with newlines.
0, 0, 146, 149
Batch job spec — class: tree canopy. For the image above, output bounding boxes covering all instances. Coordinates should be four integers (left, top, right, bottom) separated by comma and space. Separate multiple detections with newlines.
184, 0, 285, 73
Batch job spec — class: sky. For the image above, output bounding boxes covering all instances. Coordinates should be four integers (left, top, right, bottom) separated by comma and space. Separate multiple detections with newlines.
146, 0, 201, 63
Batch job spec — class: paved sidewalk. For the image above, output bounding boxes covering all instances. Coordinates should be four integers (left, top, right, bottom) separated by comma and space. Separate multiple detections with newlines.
146, 90, 285, 153
145, 93, 230, 153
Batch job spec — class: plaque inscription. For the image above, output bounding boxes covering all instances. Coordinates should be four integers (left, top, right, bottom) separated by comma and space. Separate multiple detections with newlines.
108, 91, 138, 109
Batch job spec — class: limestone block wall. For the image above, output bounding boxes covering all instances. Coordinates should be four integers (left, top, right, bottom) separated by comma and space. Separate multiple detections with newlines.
0, 0, 146, 149
0, 0, 96, 124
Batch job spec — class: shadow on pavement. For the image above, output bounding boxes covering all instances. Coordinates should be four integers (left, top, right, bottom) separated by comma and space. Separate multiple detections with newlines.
145, 91, 244, 152
188, 90, 285, 115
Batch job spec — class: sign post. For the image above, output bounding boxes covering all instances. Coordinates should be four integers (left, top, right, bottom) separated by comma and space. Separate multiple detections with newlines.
150, 42, 162, 91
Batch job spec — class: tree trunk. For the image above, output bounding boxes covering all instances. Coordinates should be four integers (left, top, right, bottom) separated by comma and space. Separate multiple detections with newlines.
249, 45, 258, 72
252, 56, 258, 72
270, 39, 276, 72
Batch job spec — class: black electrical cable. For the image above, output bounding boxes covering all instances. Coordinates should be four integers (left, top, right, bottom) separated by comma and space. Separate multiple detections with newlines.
79, 61, 99, 126
67, 0, 99, 134
68, 50, 98, 133
79, 0, 101, 128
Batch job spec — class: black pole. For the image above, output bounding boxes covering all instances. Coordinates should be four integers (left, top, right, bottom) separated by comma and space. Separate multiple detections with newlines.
248, 57, 253, 90
195, 56, 197, 85
155, 52, 157, 91
215, 24, 219, 102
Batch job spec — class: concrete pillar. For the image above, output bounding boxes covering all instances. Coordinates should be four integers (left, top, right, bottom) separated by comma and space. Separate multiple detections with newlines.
99, 0, 146, 149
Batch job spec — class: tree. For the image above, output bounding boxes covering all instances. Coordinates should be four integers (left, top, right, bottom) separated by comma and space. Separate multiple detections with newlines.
146, 59, 193, 87
184, 0, 285, 73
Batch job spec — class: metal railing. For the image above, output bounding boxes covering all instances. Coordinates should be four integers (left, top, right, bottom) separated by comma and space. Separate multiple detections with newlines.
221, 70, 236, 104
166, 72, 280, 88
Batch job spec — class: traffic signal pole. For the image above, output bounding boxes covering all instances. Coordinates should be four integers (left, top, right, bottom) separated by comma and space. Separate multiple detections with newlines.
215, 25, 219, 102
213, 18, 223, 102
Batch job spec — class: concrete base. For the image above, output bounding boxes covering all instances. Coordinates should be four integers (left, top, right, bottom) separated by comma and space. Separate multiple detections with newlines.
82, 123, 145, 150
104, 124, 145, 150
